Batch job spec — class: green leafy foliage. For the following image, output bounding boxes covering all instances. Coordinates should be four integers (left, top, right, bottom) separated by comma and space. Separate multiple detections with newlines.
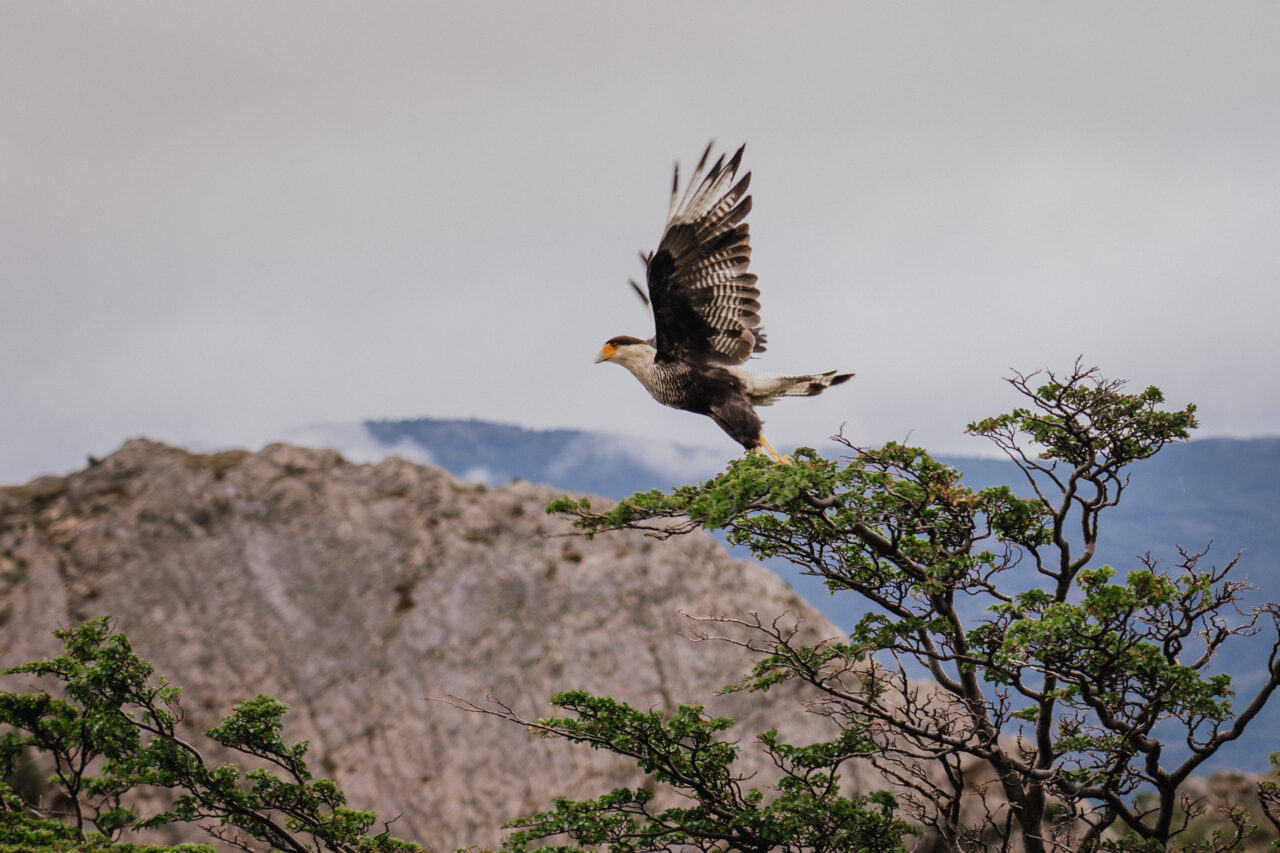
1259, 754, 1280, 847
477, 691, 915, 853
0, 617, 423, 853
544, 363, 1280, 852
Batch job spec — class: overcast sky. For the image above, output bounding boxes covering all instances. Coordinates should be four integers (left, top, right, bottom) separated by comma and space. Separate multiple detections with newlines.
3, 2, 1278, 483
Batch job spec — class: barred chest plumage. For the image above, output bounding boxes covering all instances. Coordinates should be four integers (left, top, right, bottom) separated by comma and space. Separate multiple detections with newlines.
604, 342, 702, 411
637, 361, 698, 410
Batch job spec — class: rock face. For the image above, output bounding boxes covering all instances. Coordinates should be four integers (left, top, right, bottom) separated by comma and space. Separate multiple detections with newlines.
0, 439, 855, 849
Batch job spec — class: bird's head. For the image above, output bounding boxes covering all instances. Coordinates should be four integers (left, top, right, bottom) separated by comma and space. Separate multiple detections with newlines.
594, 335, 648, 365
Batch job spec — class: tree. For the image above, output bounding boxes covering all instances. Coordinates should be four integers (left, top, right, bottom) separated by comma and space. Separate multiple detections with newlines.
0, 617, 423, 853
537, 363, 1280, 852
452, 691, 916, 853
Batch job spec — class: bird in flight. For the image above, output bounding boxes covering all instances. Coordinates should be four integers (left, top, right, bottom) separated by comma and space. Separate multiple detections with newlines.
595, 144, 852, 463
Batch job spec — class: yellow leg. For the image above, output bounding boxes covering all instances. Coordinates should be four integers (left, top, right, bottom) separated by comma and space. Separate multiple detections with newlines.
755, 434, 791, 464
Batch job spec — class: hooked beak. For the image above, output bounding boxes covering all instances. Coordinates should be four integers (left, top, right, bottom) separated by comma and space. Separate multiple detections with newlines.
594, 344, 617, 364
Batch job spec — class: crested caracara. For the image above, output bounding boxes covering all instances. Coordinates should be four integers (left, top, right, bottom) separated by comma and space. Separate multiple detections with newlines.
595, 144, 853, 463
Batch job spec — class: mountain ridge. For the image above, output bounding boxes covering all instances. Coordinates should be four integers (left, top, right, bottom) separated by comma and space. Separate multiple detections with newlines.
0, 438, 858, 850
293, 417, 1280, 772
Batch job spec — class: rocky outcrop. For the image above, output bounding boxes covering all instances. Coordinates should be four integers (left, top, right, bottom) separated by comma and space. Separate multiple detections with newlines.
0, 439, 856, 849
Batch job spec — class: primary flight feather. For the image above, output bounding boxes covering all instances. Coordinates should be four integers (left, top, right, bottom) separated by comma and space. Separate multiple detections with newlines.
595, 144, 853, 462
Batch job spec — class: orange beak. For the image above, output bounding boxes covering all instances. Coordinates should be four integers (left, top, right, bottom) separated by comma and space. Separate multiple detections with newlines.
594, 343, 617, 363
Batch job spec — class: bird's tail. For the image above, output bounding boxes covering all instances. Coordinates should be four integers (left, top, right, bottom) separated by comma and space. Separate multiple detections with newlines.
738, 369, 854, 406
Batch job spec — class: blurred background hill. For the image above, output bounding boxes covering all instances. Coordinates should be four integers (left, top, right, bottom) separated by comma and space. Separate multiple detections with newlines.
296, 418, 1280, 772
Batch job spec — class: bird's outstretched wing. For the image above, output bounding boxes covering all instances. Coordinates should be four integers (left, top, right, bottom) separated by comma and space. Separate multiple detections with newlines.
645, 144, 764, 365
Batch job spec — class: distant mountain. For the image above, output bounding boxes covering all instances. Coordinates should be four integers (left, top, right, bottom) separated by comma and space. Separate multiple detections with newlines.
0, 440, 850, 851
298, 419, 1280, 590
293, 418, 1280, 771
6, 425, 1275, 845
288, 418, 726, 496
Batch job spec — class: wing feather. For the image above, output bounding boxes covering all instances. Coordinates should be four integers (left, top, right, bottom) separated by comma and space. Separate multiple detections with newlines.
645, 144, 765, 365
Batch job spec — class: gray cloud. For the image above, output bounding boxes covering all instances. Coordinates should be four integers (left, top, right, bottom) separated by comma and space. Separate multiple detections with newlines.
3, 2, 1277, 481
